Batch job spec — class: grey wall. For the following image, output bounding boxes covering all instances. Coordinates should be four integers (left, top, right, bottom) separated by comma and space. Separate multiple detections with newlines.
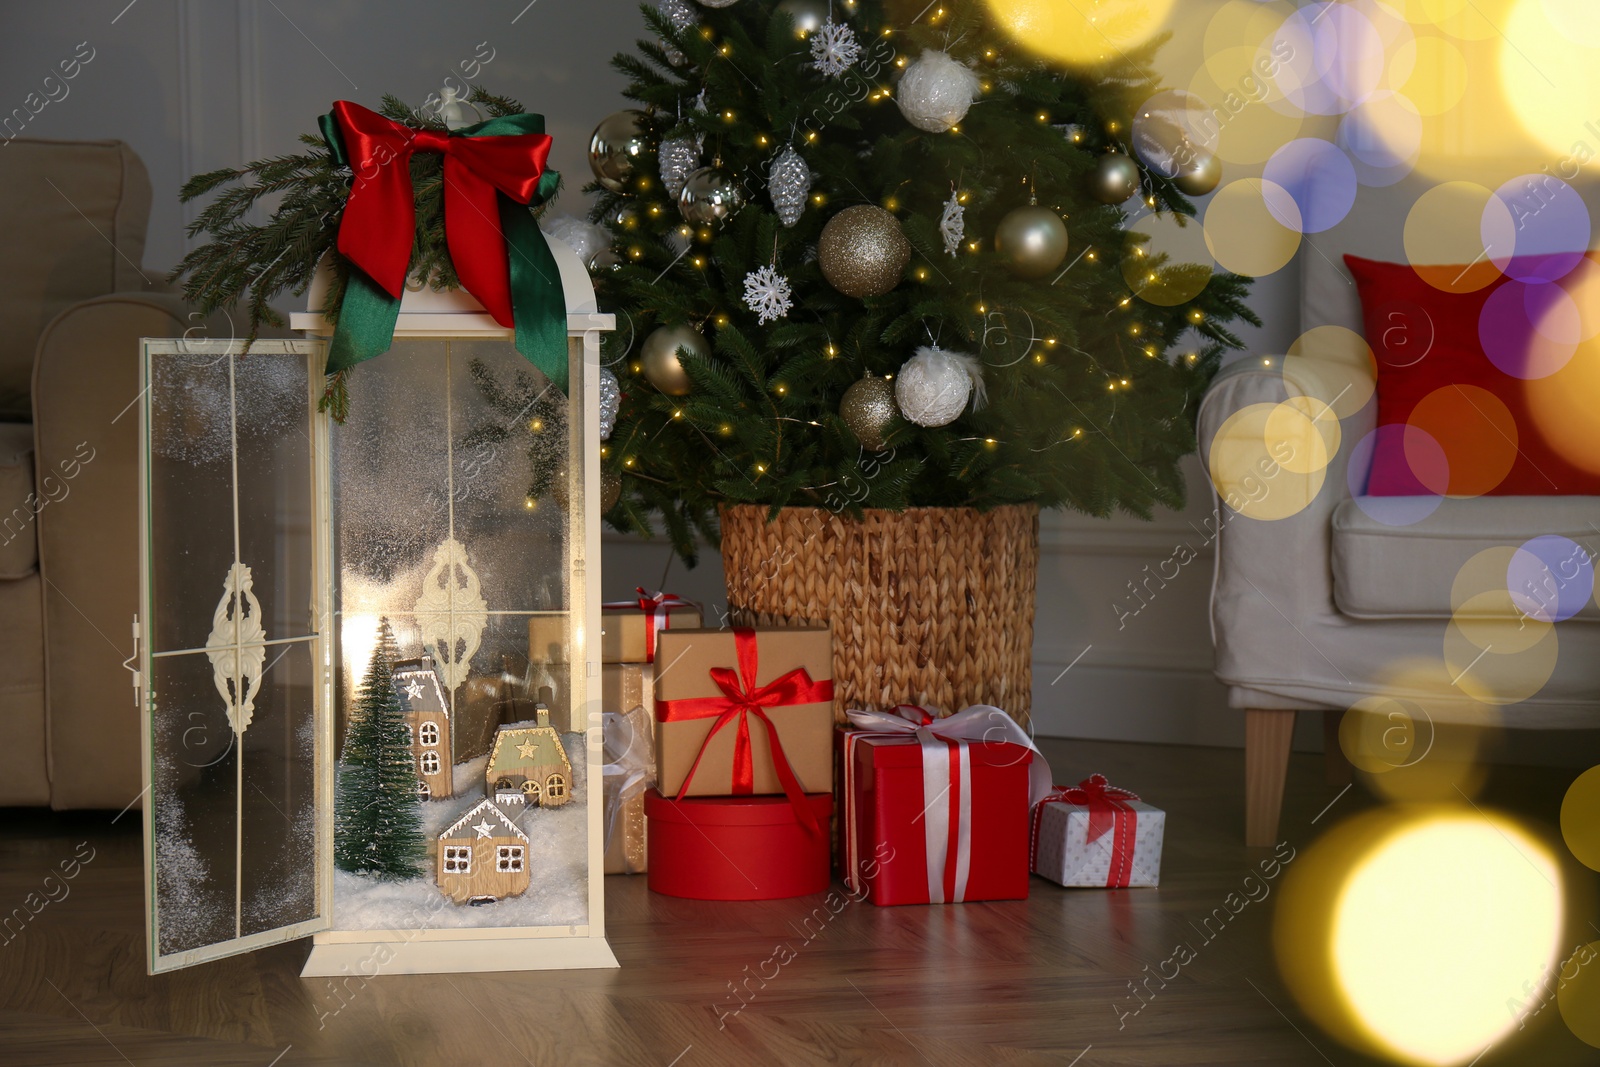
0, 0, 1308, 749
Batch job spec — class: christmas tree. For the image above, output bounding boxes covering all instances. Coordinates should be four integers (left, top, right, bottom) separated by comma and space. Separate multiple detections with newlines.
591, 0, 1257, 563
334, 618, 428, 879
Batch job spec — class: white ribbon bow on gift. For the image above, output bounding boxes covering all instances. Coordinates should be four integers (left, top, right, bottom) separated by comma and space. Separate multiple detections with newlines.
844, 704, 1053, 904
600, 705, 655, 853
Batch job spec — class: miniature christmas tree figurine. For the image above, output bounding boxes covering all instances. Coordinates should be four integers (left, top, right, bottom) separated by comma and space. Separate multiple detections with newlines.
334, 618, 428, 879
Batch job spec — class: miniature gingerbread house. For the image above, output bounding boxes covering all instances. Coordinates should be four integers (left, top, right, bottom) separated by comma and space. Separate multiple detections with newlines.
393, 656, 452, 800
436, 798, 531, 905
485, 708, 572, 808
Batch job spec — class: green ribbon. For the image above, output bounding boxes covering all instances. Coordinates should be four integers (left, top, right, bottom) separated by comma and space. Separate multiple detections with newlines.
318, 109, 568, 391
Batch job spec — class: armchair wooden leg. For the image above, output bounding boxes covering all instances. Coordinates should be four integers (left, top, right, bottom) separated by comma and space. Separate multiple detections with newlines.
1245, 709, 1296, 847
1323, 709, 1352, 786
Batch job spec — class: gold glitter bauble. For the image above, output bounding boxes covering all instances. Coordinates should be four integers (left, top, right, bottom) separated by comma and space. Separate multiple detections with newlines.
640, 324, 707, 396
994, 205, 1069, 279
838, 376, 898, 450
818, 205, 911, 299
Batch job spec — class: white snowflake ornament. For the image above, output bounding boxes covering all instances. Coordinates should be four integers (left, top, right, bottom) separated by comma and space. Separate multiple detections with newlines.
742, 265, 794, 324
939, 189, 965, 257
811, 19, 862, 79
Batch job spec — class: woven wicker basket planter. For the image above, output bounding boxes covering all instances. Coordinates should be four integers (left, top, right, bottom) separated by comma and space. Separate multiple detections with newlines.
719, 504, 1039, 727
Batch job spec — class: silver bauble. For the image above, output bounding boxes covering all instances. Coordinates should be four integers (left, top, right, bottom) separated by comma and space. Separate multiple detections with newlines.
640, 324, 707, 396
678, 166, 745, 225
1090, 153, 1142, 205
993, 205, 1069, 279
895, 347, 979, 428
1172, 151, 1222, 197
598, 367, 621, 441
817, 205, 911, 298
589, 110, 649, 192
768, 146, 811, 228
543, 216, 612, 270
839, 376, 898, 451
775, 0, 830, 35
697, 0, 741, 7
895, 50, 981, 133
658, 136, 700, 200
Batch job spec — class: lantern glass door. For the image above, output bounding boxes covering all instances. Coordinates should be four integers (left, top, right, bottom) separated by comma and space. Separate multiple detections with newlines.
138, 339, 331, 974
329, 335, 591, 933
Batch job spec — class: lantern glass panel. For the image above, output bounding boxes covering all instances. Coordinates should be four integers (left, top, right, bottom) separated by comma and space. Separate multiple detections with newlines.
329, 336, 590, 932
140, 340, 329, 973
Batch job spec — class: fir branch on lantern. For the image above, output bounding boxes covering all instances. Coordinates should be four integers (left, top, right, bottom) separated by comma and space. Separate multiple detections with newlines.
168, 88, 552, 362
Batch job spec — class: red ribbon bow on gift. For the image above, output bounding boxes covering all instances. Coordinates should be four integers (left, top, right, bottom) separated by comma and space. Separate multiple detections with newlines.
1032, 774, 1142, 888
601, 587, 693, 662
656, 627, 833, 834
330, 99, 553, 326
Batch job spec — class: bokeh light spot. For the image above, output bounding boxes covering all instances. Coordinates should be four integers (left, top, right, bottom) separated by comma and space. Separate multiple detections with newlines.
1508, 534, 1593, 623
1204, 178, 1302, 275
1407, 384, 1517, 497
1560, 765, 1600, 872
1350, 425, 1447, 525
1482, 174, 1590, 283
1404, 182, 1502, 293
984, 0, 1177, 67
1264, 138, 1359, 232
1286, 324, 1378, 418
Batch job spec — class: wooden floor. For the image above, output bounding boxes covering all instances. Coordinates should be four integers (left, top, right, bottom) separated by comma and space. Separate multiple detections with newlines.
2, 736, 1596, 1066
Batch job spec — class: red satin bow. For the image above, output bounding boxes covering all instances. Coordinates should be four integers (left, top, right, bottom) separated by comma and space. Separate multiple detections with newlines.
656, 627, 834, 834
331, 100, 553, 326
1059, 774, 1140, 844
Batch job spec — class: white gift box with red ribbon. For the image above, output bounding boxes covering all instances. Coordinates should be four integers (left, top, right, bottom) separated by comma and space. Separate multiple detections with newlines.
1030, 775, 1164, 888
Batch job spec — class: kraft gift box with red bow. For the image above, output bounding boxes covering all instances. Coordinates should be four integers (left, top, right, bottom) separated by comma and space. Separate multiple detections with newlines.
841, 705, 1053, 906
1030, 775, 1165, 888
529, 587, 702, 665
645, 626, 835, 900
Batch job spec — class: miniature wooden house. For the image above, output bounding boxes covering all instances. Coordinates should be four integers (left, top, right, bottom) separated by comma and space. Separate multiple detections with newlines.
485, 708, 572, 808
437, 799, 531, 905
393, 656, 452, 799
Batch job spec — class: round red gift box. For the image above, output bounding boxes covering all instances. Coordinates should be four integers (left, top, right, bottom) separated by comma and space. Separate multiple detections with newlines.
644, 789, 833, 900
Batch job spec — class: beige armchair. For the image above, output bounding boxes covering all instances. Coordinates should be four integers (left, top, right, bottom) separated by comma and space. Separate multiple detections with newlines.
1199, 162, 1600, 846
0, 138, 221, 808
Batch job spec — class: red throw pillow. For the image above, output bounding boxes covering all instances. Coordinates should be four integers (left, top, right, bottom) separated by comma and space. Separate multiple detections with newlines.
1345, 253, 1600, 496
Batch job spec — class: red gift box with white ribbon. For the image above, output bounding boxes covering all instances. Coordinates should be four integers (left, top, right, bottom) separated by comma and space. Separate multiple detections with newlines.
840, 705, 1052, 906
1029, 775, 1165, 888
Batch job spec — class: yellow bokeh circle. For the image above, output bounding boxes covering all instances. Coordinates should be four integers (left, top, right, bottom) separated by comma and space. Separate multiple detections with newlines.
1557, 941, 1600, 1048
1403, 182, 1502, 293
1277, 806, 1565, 1066
1189, 48, 1306, 165
1207, 401, 1325, 521
1339, 696, 1431, 774
1268, 395, 1339, 474
1390, 35, 1468, 116
1560, 764, 1600, 872
1122, 213, 1213, 307
1284, 325, 1378, 419
1444, 614, 1558, 705
984, 0, 1177, 67
1523, 334, 1600, 476
1204, 178, 1301, 276
1500, 0, 1600, 163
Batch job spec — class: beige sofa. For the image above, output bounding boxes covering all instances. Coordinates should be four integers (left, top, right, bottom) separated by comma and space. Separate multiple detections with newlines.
1, 138, 217, 809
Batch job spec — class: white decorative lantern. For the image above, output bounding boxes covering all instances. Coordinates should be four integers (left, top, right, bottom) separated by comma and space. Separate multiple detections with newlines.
136, 234, 616, 976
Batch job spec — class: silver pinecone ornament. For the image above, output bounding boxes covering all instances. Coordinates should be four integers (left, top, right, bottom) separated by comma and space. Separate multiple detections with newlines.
768, 146, 811, 228
598, 367, 620, 441
657, 0, 695, 64
659, 136, 700, 200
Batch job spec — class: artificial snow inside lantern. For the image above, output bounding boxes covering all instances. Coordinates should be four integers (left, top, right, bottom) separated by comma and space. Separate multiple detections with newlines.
137, 94, 615, 976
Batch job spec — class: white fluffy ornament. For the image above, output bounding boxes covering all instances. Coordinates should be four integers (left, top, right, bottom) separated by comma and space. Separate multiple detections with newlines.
894, 346, 986, 427
939, 189, 965, 257
895, 51, 981, 133
810, 19, 862, 78
542, 216, 612, 271
696, 0, 741, 7
768, 146, 811, 227
742, 265, 794, 324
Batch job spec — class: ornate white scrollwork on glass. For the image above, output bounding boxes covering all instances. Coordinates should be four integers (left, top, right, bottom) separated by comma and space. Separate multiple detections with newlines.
204, 563, 266, 735
411, 536, 488, 694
